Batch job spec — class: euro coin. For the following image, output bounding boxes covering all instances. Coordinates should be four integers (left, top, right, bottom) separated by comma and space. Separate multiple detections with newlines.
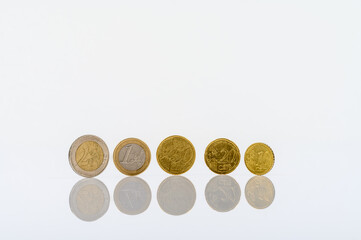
204, 138, 240, 174
244, 143, 274, 175
69, 135, 109, 177
113, 138, 151, 175
245, 176, 275, 209
205, 175, 241, 212
156, 135, 196, 175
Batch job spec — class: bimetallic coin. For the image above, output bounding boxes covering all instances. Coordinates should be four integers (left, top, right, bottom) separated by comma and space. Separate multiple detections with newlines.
244, 143, 274, 175
69, 178, 110, 221
156, 135, 196, 175
157, 176, 196, 215
204, 138, 241, 174
245, 176, 275, 209
113, 138, 151, 175
69, 135, 109, 177
114, 177, 151, 215
205, 175, 241, 212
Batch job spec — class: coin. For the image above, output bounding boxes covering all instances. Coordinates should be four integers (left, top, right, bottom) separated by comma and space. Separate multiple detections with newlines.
205, 175, 241, 212
204, 138, 241, 174
244, 143, 274, 175
156, 135, 196, 175
245, 176, 275, 209
69, 178, 110, 221
113, 138, 151, 175
69, 135, 109, 177
157, 176, 196, 215
114, 177, 152, 215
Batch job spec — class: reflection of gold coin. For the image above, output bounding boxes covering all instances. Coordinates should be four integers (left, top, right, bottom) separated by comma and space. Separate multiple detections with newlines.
113, 138, 151, 176
204, 138, 240, 174
156, 135, 196, 175
244, 143, 274, 175
245, 176, 275, 209
69, 178, 110, 221
69, 135, 109, 177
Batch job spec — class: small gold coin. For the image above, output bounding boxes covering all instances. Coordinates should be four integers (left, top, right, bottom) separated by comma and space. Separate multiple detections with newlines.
204, 138, 241, 174
69, 135, 109, 178
156, 135, 196, 175
113, 138, 151, 175
244, 143, 274, 175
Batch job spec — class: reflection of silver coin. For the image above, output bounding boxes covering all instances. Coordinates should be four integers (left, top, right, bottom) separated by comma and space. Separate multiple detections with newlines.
69, 135, 109, 178
245, 176, 275, 209
114, 177, 151, 215
205, 175, 241, 212
157, 176, 196, 215
69, 178, 110, 221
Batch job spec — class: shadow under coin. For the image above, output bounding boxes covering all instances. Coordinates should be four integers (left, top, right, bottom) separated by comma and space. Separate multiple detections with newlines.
114, 177, 151, 215
69, 178, 110, 221
205, 175, 241, 212
157, 176, 196, 216
245, 176, 275, 209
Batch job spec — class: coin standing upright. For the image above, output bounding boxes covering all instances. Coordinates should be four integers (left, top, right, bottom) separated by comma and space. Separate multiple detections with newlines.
204, 138, 241, 174
244, 142, 275, 175
113, 138, 151, 175
69, 135, 109, 178
156, 135, 196, 175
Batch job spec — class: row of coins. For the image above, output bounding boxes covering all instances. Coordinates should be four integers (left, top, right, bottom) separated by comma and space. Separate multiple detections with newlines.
69, 135, 275, 177
70, 175, 275, 220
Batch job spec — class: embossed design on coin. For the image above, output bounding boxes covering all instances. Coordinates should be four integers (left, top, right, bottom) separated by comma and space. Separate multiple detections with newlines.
157, 135, 196, 175
204, 138, 240, 174
245, 176, 275, 209
113, 138, 151, 175
157, 176, 196, 215
76, 141, 104, 171
205, 175, 241, 212
114, 177, 151, 215
69, 178, 110, 221
244, 143, 274, 175
69, 135, 109, 177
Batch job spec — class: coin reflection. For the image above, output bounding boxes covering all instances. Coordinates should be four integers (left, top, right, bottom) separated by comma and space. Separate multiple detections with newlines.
157, 176, 196, 215
245, 176, 275, 209
114, 177, 151, 215
69, 178, 110, 221
205, 175, 241, 212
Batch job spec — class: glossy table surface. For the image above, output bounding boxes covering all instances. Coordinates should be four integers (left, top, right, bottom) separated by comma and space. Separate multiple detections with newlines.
0, 1, 360, 239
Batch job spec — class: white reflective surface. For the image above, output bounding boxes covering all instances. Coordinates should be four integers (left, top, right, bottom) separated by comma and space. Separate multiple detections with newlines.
1, 0, 361, 239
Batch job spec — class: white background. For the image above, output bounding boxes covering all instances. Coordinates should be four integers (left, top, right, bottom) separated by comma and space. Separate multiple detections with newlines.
1, 0, 360, 239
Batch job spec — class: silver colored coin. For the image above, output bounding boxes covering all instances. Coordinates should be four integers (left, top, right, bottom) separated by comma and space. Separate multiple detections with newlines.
157, 176, 196, 216
68, 135, 109, 178
114, 177, 151, 215
205, 175, 241, 212
245, 176, 275, 209
118, 143, 146, 171
69, 178, 110, 221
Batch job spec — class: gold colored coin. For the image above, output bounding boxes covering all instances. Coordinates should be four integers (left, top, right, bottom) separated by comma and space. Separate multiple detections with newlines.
113, 138, 151, 176
244, 143, 274, 175
76, 141, 104, 171
204, 138, 241, 174
156, 135, 196, 175
69, 135, 109, 178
